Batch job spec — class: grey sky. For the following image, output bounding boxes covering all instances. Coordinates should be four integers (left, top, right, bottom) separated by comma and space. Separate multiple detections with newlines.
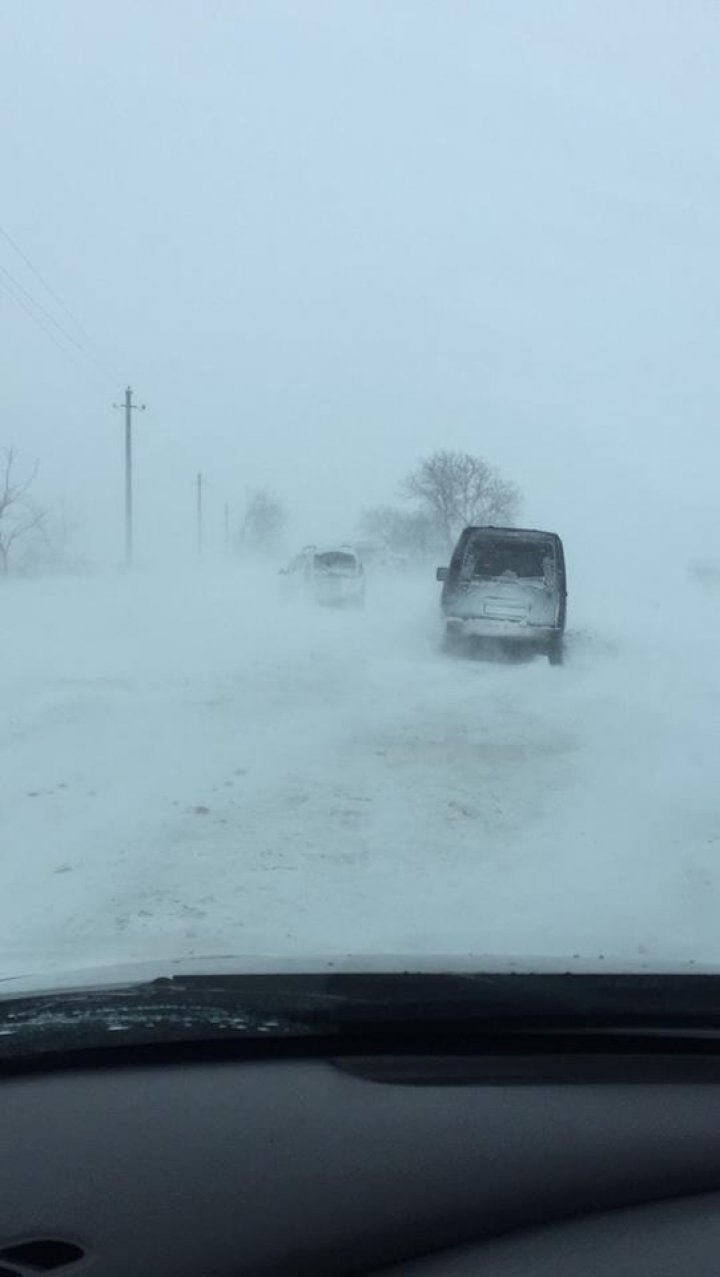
1, 0, 719, 564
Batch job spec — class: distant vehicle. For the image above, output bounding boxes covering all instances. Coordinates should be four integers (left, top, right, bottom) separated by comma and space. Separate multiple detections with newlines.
352, 540, 410, 573
436, 526, 567, 664
352, 539, 386, 568
281, 546, 366, 609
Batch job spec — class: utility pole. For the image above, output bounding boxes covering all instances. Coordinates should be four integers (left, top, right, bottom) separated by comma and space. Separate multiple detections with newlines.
113, 386, 145, 566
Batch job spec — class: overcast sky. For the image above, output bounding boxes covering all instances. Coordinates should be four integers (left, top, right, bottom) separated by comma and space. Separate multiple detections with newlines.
1, 0, 719, 565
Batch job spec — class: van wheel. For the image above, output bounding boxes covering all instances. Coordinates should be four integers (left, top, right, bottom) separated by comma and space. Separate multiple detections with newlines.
442, 629, 465, 657
548, 637, 564, 666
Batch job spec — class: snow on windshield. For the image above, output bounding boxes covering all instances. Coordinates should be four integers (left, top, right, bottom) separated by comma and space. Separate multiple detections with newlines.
2, 3, 720, 987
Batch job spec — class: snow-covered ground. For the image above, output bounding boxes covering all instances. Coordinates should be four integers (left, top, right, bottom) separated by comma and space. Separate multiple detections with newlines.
2, 559, 720, 983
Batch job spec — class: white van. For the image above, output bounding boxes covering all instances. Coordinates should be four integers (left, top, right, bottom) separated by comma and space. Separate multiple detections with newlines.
281, 546, 366, 609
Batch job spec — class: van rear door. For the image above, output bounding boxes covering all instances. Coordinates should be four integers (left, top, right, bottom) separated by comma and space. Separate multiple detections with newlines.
454, 533, 560, 627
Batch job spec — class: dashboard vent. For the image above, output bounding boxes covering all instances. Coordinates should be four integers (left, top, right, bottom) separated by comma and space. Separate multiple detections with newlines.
0, 1241, 85, 1272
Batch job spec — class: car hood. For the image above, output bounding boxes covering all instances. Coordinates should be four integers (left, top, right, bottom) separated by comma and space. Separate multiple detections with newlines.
1, 949, 717, 1001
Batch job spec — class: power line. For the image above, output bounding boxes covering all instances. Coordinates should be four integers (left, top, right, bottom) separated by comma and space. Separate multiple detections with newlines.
0, 260, 119, 388
0, 259, 113, 380
0, 219, 123, 383
0, 270, 109, 393
0, 269, 110, 392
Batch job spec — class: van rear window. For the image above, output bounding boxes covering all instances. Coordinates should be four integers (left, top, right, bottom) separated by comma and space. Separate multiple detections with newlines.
314, 552, 358, 572
461, 538, 555, 581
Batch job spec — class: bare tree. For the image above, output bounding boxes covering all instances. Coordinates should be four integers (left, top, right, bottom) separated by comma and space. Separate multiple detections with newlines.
403, 450, 520, 548
238, 488, 287, 555
0, 449, 47, 575
28, 500, 86, 573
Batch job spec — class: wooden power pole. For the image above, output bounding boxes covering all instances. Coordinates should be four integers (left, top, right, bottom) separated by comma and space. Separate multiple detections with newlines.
114, 386, 145, 566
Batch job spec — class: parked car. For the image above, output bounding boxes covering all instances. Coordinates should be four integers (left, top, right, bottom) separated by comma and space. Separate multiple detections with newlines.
437, 526, 567, 663
281, 546, 366, 609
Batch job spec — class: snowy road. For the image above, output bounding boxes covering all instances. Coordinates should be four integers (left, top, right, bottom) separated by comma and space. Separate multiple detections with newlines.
2, 564, 720, 980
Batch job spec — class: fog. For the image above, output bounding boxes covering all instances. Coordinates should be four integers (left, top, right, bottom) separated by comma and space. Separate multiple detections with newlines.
3, 2, 720, 560
2, 2, 720, 980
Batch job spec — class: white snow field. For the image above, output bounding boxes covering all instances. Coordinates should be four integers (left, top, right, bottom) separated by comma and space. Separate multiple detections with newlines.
2, 558, 720, 982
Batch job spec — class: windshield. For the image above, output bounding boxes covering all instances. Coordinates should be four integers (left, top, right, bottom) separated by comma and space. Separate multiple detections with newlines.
1, 2, 719, 996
